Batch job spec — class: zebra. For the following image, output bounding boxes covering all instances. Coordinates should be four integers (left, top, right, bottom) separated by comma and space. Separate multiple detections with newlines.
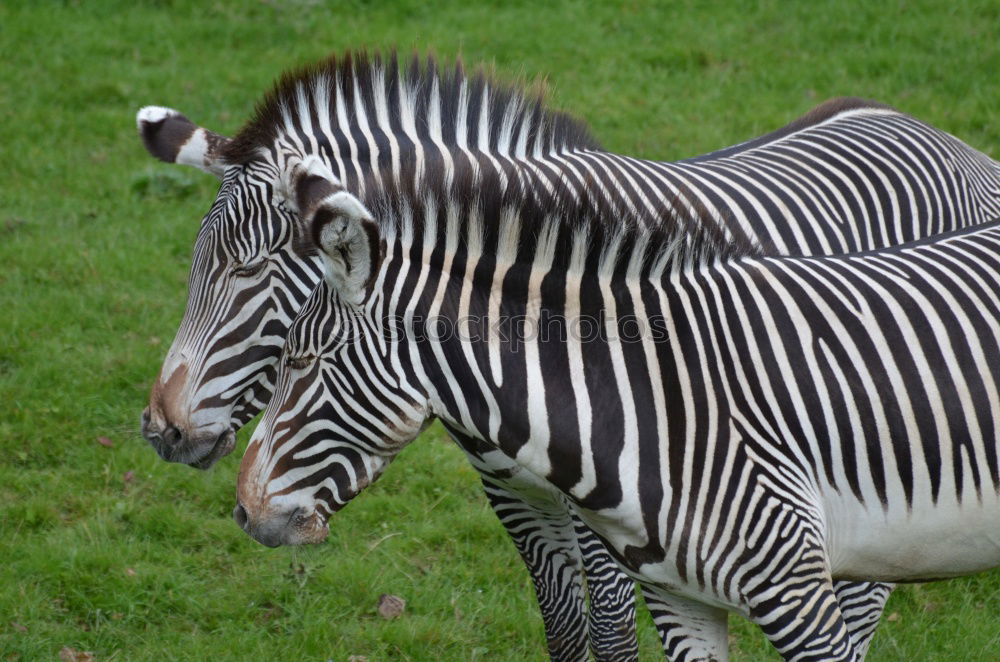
234, 154, 1000, 662
136, 52, 1000, 660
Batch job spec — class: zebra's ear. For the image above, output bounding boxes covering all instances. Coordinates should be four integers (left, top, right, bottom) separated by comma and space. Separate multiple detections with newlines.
296, 172, 381, 304
136, 106, 229, 178
311, 194, 382, 304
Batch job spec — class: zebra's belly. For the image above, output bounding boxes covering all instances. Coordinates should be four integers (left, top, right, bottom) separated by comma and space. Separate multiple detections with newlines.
827, 493, 1000, 582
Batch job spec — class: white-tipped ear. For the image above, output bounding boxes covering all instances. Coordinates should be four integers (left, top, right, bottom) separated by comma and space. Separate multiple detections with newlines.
280, 154, 381, 302
310, 191, 382, 305
136, 106, 230, 178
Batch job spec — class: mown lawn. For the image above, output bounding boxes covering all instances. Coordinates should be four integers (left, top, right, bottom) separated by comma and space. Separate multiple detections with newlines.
1, 1, 998, 660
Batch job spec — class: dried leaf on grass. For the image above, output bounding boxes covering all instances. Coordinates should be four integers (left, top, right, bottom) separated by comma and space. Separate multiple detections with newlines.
377, 594, 406, 620
58, 647, 94, 662
96, 436, 114, 448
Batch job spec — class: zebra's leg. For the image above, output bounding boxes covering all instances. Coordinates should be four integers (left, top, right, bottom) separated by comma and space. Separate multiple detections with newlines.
746, 577, 860, 662
571, 516, 639, 662
480, 476, 591, 662
641, 586, 729, 662
735, 497, 861, 661
834, 581, 894, 659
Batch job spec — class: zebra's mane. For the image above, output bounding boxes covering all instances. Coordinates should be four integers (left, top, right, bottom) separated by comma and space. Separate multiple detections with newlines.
222, 50, 600, 166
361, 159, 759, 279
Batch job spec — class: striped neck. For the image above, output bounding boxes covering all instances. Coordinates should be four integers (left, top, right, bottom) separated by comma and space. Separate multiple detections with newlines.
359, 165, 756, 504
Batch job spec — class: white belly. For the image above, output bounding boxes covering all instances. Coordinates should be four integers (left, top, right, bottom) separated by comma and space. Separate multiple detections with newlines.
827, 489, 1000, 581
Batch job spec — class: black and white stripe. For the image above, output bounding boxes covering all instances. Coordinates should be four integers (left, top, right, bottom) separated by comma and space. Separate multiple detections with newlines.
237, 162, 1000, 661
144, 52, 1000, 660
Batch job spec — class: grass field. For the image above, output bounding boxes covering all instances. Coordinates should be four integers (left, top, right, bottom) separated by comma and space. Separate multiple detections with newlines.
2, 0, 999, 659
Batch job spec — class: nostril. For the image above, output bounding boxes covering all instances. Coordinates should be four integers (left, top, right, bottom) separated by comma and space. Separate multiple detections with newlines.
163, 425, 183, 447
233, 502, 249, 529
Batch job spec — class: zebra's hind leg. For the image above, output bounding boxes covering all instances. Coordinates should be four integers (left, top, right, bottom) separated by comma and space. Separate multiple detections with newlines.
834, 580, 893, 659
480, 477, 590, 662
641, 586, 729, 662
572, 516, 639, 662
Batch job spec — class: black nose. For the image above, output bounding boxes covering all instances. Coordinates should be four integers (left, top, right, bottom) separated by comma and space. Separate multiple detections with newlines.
140, 410, 186, 449
233, 502, 249, 530
163, 425, 183, 447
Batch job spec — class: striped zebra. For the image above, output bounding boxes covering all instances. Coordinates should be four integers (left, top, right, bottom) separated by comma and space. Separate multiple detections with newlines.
234, 155, 1000, 662
136, 53, 1000, 660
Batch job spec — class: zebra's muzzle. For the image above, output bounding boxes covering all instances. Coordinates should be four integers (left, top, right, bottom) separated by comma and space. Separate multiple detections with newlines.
186, 428, 237, 469
233, 501, 329, 547
140, 408, 236, 469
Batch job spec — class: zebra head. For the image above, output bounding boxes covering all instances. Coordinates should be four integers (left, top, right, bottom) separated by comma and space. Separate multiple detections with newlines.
138, 107, 324, 468
234, 172, 430, 547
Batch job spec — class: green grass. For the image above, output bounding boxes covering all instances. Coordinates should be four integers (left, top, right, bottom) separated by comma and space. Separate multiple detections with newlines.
1, 0, 999, 659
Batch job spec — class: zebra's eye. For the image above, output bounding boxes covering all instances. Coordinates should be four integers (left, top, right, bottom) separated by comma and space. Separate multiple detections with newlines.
231, 259, 267, 278
284, 354, 315, 370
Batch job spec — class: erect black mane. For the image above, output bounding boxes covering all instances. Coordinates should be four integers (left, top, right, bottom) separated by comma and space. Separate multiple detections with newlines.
358, 155, 760, 279
222, 50, 601, 165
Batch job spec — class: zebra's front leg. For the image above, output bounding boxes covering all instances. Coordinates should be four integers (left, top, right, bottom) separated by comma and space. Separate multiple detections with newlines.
747, 577, 860, 662
737, 511, 860, 660
447, 427, 595, 660
572, 516, 639, 661
641, 586, 729, 662
480, 476, 590, 662
833, 580, 893, 659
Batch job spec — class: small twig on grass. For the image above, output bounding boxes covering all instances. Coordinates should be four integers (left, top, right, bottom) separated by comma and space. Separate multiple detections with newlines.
362, 532, 402, 558
423, 494, 449, 514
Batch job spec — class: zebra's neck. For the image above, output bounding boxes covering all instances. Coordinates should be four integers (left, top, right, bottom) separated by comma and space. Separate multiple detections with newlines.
361, 169, 740, 515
